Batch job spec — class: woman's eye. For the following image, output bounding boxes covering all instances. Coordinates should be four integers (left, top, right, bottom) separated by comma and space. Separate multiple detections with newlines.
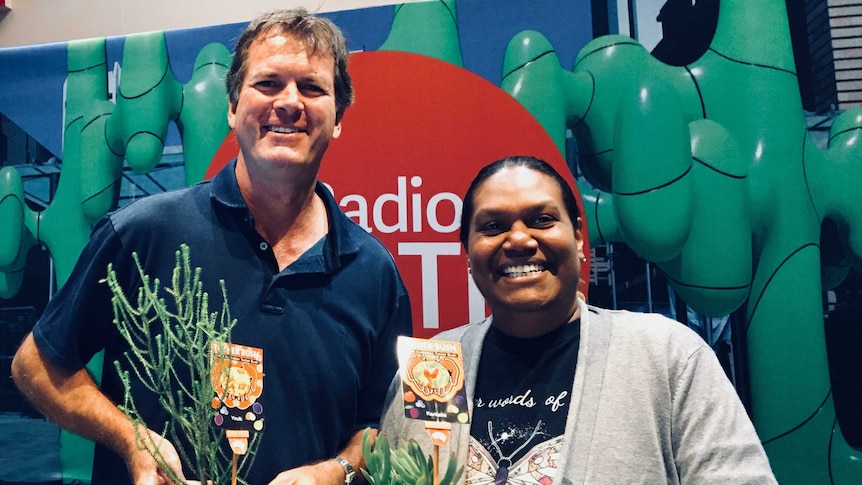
479, 221, 506, 235
532, 215, 556, 227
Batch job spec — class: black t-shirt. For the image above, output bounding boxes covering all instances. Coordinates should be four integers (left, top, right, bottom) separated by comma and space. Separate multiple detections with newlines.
467, 320, 581, 484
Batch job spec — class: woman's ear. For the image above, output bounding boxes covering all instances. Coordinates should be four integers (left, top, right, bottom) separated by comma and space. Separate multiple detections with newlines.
575, 218, 585, 259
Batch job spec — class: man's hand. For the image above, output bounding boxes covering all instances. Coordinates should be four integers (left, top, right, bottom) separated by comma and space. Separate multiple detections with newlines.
128, 428, 202, 485
268, 429, 369, 484
267, 459, 346, 485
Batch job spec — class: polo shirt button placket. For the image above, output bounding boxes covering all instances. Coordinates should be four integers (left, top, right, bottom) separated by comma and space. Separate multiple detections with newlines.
259, 242, 269, 251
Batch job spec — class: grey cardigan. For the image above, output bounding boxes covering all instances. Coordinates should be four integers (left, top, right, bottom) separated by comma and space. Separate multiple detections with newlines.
380, 299, 777, 484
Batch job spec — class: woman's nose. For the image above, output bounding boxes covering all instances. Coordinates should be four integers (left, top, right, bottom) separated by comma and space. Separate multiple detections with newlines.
504, 223, 538, 251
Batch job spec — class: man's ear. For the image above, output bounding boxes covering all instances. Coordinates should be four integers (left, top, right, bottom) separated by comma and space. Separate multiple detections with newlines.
228, 101, 237, 129
332, 121, 342, 139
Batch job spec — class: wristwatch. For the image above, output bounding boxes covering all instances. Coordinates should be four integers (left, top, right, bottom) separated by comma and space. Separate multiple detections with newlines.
334, 455, 356, 484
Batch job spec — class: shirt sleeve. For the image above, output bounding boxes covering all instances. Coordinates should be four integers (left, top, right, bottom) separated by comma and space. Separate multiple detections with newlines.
671, 341, 778, 484
355, 285, 413, 431
32, 216, 133, 370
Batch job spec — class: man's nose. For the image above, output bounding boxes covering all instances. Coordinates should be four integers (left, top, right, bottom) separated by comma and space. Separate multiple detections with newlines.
274, 84, 302, 113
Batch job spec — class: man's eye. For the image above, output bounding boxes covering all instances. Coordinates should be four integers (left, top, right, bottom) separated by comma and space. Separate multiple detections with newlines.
300, 83, 326, 95
255, 80, 278, 89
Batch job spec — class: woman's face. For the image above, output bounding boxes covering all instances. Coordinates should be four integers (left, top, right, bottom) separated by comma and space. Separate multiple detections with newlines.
466, 166, 584, 321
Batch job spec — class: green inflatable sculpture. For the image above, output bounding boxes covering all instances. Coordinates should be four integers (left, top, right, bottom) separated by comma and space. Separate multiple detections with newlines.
497, 1, 862, 483
383, 0, 862, 483
0, 32, 231, 483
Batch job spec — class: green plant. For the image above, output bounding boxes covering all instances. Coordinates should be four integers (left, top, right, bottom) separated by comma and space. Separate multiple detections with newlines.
103, 244, 258, 484
362, 428, 463, 485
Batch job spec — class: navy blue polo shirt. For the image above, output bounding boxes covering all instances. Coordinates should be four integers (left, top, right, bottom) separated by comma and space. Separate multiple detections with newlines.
33, 160, 412, 484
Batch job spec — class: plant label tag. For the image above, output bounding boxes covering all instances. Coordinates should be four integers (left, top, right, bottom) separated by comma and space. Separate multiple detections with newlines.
397, 336, 469, 424
210, 342, 264, 432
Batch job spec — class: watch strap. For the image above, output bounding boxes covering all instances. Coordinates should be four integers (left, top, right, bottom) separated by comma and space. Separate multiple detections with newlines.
334, 455, 356, 484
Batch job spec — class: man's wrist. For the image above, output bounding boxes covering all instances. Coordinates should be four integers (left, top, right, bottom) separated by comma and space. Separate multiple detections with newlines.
333, 455, 356, 484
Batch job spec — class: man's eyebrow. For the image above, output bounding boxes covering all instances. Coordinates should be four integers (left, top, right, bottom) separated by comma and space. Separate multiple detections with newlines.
247, 69, 278, 79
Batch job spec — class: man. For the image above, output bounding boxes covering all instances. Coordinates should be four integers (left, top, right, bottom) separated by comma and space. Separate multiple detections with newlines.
12, 8, 412, 484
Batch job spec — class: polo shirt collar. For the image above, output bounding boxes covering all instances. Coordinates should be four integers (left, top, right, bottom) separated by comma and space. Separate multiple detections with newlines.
209, 159, 360, 273
210, 159, 246, 209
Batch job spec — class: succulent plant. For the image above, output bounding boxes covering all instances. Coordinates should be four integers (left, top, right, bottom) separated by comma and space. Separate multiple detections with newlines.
362, 428, 463, 485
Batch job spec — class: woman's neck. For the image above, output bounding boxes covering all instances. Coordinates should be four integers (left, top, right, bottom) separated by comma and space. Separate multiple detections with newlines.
491, 301, 581, 339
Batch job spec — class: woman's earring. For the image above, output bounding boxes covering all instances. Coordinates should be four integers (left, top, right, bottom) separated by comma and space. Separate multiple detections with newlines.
580, 256, 587, 262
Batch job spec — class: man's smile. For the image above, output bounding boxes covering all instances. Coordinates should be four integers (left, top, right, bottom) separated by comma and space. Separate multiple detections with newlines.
266, 125, 302, 134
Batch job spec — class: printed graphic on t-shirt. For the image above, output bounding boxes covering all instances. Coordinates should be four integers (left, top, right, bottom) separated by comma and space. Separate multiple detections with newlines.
469, 322, 579, 484
466, 434, 562, 485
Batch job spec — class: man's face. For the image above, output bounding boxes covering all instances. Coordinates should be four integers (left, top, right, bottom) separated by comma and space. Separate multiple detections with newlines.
228, 32, 341, 177
466, 166, 584, 318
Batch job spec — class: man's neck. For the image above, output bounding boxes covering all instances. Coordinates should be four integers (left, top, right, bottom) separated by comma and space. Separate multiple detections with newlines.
235, 159, 329, 270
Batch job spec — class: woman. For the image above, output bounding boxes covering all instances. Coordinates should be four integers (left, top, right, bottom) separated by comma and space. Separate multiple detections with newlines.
380, 155, 776, 484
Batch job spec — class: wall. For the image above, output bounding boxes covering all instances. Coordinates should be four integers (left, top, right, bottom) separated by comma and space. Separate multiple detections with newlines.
0, 0, 420, 47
